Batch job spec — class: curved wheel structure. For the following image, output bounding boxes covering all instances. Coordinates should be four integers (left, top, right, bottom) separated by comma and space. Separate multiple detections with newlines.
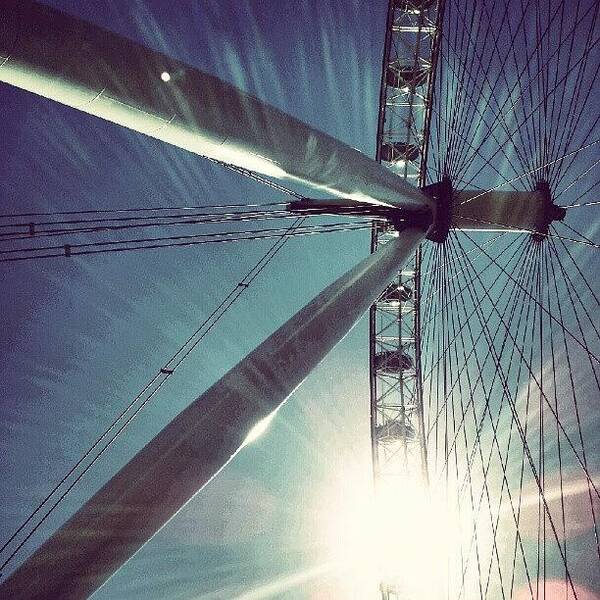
0, 0, 597, 599
372, 0, 600, 598
370, 1, 443, 597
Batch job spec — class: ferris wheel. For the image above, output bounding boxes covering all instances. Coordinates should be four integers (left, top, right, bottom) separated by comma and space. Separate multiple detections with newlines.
0, 0, 598, 599
371, 1, 599, 599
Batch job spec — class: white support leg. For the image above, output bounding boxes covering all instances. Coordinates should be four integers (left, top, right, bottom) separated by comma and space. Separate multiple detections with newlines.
1, 228, 426, 600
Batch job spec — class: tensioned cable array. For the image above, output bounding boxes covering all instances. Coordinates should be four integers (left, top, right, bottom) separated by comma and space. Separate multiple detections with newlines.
0, 203, 293, 241
0, 197, 381, 263
0, 199, 382, 234
1, 197, 596, 261
0, 200, 288, 219
415, 0, 600, 597
0, 221, 372, 263
0, 215, 317, 574
420, 230, 599, 598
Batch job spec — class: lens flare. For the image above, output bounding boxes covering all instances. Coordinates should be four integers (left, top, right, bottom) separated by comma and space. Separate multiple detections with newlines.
320, 467, 463, 598
242, 411, 277, 447
514, 580, 600, 600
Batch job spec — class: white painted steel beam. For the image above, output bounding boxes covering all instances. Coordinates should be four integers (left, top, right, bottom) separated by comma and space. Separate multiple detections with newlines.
0, 228, 426, 600
452, 189, 563, 233
0, 0, 432, 211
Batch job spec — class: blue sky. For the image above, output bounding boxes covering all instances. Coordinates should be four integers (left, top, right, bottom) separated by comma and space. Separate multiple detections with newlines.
1, 1, 599, 599
0, 1, 390, 598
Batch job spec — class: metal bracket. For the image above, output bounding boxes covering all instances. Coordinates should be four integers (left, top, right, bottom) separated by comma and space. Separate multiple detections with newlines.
532, 180, 566, 241
287, 198, 432, 234
422, 176, 452, 243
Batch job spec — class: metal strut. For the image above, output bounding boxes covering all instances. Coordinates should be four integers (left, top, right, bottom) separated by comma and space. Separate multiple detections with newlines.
0, 228, 426, 600
0, 0, 431, 212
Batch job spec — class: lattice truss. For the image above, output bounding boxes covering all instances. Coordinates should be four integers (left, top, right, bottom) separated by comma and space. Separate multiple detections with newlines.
370, 1, 443, 597
371, 0, 441, 485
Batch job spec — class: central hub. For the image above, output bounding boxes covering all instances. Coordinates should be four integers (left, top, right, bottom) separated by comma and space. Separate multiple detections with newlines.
422, 177, 453, 242
422, 178, 567, 243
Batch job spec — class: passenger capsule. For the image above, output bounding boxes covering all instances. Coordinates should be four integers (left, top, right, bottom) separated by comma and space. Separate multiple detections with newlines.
375, 420, 416, 442
374, 350, 413, 374
380, 283, 413, 304
394, 0, 437, 11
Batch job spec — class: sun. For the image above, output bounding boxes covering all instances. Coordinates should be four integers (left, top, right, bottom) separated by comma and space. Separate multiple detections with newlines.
318, 465, 461, 598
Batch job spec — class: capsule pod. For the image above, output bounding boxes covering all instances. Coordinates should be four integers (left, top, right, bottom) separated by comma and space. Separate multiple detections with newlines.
394, 0, 437, 11
379, 284, 413, 304
375, 419, 416, 442
374, 350, 413, 374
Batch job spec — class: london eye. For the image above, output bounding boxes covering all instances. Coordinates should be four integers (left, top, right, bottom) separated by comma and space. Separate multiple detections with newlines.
0, 1, 598, 599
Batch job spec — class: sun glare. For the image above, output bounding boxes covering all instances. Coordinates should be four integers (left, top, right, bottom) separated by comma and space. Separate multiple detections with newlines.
321, 468, 461, 598
242, 411, 277, 447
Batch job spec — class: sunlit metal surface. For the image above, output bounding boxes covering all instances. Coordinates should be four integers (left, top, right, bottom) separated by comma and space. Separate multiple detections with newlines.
0, 0, 432, 211
0, 228, 425, 599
